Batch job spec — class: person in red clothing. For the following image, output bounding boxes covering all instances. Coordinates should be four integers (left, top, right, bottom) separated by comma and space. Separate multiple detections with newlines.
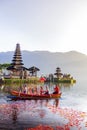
40, 86, 44, 95
53, 85, 60, 94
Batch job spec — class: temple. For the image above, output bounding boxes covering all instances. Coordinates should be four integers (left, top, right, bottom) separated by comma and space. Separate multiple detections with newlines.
7, 43, 40, 78
7, 43, 28, 79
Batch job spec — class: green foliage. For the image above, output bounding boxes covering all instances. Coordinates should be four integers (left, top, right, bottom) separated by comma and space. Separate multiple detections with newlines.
3, 77, 40, 85
0, 63, 11, 70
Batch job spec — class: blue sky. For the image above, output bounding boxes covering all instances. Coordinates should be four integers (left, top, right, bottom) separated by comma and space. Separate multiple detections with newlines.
0, 0, 87, 55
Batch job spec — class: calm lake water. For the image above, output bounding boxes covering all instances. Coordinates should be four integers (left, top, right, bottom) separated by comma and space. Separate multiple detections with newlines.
0, 77, 87, 130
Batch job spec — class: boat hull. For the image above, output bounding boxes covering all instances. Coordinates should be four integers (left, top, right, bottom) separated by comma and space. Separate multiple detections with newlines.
9, 90, 62, 100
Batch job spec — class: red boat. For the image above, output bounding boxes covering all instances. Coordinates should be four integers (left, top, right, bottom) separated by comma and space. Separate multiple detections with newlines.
9, 90, 62, 100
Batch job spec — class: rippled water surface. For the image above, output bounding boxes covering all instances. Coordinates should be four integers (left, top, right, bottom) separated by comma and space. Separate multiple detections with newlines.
0, 78, 87, 130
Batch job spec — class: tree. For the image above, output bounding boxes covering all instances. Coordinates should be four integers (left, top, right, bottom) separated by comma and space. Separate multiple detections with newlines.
0, 63, 11, 70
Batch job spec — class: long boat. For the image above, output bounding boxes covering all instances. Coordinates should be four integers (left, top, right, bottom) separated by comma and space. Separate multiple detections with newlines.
8, 90, 62, 100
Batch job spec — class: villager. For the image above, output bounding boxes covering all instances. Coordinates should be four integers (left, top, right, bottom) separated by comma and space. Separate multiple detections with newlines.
34, 87, 38, 95
31, 87, 34, 94
44, 86, 49, 95
28, 87, 32, 94
53, 85, 60, 94
23, 84, 28, 94
40, 86, 44, 95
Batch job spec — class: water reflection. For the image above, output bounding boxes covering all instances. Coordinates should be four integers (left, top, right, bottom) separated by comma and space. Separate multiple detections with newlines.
53, 99, 59, 108
11, 104, 18, 123
0, 83, 87, 130
0, 98, 86, 130
0, 98, 60, 119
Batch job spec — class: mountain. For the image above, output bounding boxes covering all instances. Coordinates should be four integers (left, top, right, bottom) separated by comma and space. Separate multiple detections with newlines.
0, 50, 87, 80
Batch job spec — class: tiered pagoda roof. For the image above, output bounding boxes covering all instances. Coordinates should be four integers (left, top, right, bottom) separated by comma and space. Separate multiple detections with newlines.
12, 43, 23, 69
7, 43, 24, 70
7, 43, 40, 78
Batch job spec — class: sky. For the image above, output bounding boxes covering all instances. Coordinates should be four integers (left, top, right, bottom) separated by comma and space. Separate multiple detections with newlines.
0, 0, 87, 55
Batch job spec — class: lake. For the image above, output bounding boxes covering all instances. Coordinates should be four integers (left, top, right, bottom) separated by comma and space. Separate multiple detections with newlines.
0, 76, 87, 130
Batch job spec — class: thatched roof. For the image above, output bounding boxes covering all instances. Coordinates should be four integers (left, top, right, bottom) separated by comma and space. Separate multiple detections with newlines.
28, 66, 40, 71
54, 72, 63, 76
7, 66, 28, 71
7, 66, 16, 70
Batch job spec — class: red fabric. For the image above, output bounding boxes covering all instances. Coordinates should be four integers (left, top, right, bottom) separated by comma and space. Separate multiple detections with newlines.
54, 86, 59, 93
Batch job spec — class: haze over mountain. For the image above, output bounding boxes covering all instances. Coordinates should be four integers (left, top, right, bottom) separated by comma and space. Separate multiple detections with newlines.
0, 50, 87, 80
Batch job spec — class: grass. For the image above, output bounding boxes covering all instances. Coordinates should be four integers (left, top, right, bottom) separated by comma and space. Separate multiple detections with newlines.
2, 77, 41, 85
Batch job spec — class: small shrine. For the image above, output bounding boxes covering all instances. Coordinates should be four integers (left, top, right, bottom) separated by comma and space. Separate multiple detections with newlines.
28, 66, 40, 77
54, 67, 63, 79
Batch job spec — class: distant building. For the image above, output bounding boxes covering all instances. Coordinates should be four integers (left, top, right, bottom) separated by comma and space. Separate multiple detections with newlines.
54, 67, 63, 79
28, 66, 40, 77
7, 43, 28, 79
